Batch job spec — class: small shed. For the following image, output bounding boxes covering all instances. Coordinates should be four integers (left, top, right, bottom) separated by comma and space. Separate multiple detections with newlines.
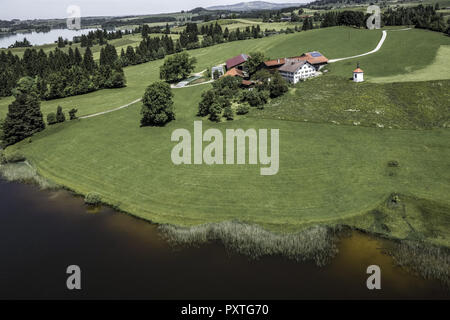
353, 64, 364, 82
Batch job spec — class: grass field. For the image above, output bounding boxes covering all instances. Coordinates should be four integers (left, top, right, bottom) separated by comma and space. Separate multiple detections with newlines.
0, 27, 383, 120
371, 45, 450, 83
2, 26, 448, 122
2, 26, 450, 248
253, 76, 450, 129
6, 85, 450, 246
327, 28, 450, 80
172, 18, 300, 33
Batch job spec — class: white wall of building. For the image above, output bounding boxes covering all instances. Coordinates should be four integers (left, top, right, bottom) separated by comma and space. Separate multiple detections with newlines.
353, 72, 364, 82
280, 63, 317, 84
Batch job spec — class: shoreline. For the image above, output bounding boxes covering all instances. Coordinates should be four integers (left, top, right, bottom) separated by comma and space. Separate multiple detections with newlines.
0, 160, 449, 287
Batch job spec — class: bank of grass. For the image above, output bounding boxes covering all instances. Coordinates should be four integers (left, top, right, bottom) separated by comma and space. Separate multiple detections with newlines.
6, 84, 450, 245
252, 76, 450, 129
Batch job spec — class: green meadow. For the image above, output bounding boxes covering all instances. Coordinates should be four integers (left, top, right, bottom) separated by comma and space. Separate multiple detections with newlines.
327, 28, 450, 80
2, 26, 450, 247
2, 27, 383, 119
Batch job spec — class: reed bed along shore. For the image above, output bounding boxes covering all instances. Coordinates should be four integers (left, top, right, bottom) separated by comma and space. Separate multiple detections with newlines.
0, 161, 57, 189
159, 221, 344, 266
386, 240, 450, 288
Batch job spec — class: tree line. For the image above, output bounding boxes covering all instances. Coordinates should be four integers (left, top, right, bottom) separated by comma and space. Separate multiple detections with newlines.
0, 44, 126, 99
383, 5, 449, 34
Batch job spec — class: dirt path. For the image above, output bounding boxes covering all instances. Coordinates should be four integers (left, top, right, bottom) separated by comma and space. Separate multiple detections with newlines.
328, 30, 387, 63
80, 29, 404, 120
80, 98, 142, 119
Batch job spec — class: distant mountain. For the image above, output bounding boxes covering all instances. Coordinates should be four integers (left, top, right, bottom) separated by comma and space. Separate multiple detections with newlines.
206, 1, 305, 12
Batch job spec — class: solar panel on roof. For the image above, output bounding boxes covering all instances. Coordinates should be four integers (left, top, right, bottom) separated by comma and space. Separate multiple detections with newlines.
310, 52, 322, 57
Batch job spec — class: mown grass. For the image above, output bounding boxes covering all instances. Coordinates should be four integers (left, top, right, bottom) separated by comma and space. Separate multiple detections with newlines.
7, 84, 450, 246
327, 28, 450, 80
252, 75, 450, 129
1, 26, 449, 250
371, 45, 450, 83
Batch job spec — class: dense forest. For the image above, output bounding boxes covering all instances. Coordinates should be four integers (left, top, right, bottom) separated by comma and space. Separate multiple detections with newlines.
383, 4, 449, 33
0, 44, 126, 99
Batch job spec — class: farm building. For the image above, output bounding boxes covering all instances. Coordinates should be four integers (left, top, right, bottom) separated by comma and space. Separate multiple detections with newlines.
278, 60, 317, 84
226, 54, 250, 71
263, 58, 287, 71
224, 68, 245, 78
296, 51, 329, 70
211, 65, 224, 78
264, 51, 329, 72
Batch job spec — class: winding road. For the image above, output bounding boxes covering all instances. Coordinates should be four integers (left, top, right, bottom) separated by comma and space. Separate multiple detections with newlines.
328, 30, 387, 63
81, 29, 399, 119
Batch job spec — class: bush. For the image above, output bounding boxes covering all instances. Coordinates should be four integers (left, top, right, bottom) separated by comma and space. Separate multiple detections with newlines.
388, 160, 400, 167
243, 90, 269, 108
47, 112, 57, 125
4, 151, 26, 163
69, 108, 78, 120
236, 104, 250, 115
269, 72, 289, 98
56, 106, 66, 123
84, 192, 102, 206
223, 106, 234, 120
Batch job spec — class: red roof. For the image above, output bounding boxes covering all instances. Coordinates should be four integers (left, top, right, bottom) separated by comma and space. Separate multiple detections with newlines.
264, 58, 286, 67
263, 52, 328, 69
295, 52, 329, 65
241, 80, 254, 86
226, 54, 249, 70
353, 68, 364, 73
224, 68, 244, 78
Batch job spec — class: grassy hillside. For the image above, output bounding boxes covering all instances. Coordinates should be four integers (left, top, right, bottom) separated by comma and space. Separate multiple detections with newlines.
252, 76, 450, 129
0, 33, 179, 60
172, 18, 299, 33
371, 45, 450, 83
7, 85, 450, 247
0, 27, 383, 120
1, 27, 449, 122
2, 26, 450, 247
327, 28, 450, 80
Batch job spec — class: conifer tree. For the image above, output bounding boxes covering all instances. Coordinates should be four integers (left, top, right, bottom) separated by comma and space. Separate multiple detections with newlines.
2, 77, 45, 146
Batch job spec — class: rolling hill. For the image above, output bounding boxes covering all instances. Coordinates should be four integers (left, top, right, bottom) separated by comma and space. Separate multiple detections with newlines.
206, 1, 305, 11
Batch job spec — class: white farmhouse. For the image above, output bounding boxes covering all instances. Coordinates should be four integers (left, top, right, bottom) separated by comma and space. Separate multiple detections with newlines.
353, 65, 364, 82
278, 60, 316, 84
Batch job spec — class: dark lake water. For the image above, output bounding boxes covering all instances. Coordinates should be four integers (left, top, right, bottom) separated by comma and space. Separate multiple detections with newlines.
0, 29, 97, 48
0, 178, 448, 299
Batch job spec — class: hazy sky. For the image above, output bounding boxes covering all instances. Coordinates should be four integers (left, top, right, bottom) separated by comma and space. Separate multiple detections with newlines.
0, 0, 308, 20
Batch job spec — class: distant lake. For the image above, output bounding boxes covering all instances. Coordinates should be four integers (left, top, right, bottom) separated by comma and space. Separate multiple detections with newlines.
0, 28, 98, 49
